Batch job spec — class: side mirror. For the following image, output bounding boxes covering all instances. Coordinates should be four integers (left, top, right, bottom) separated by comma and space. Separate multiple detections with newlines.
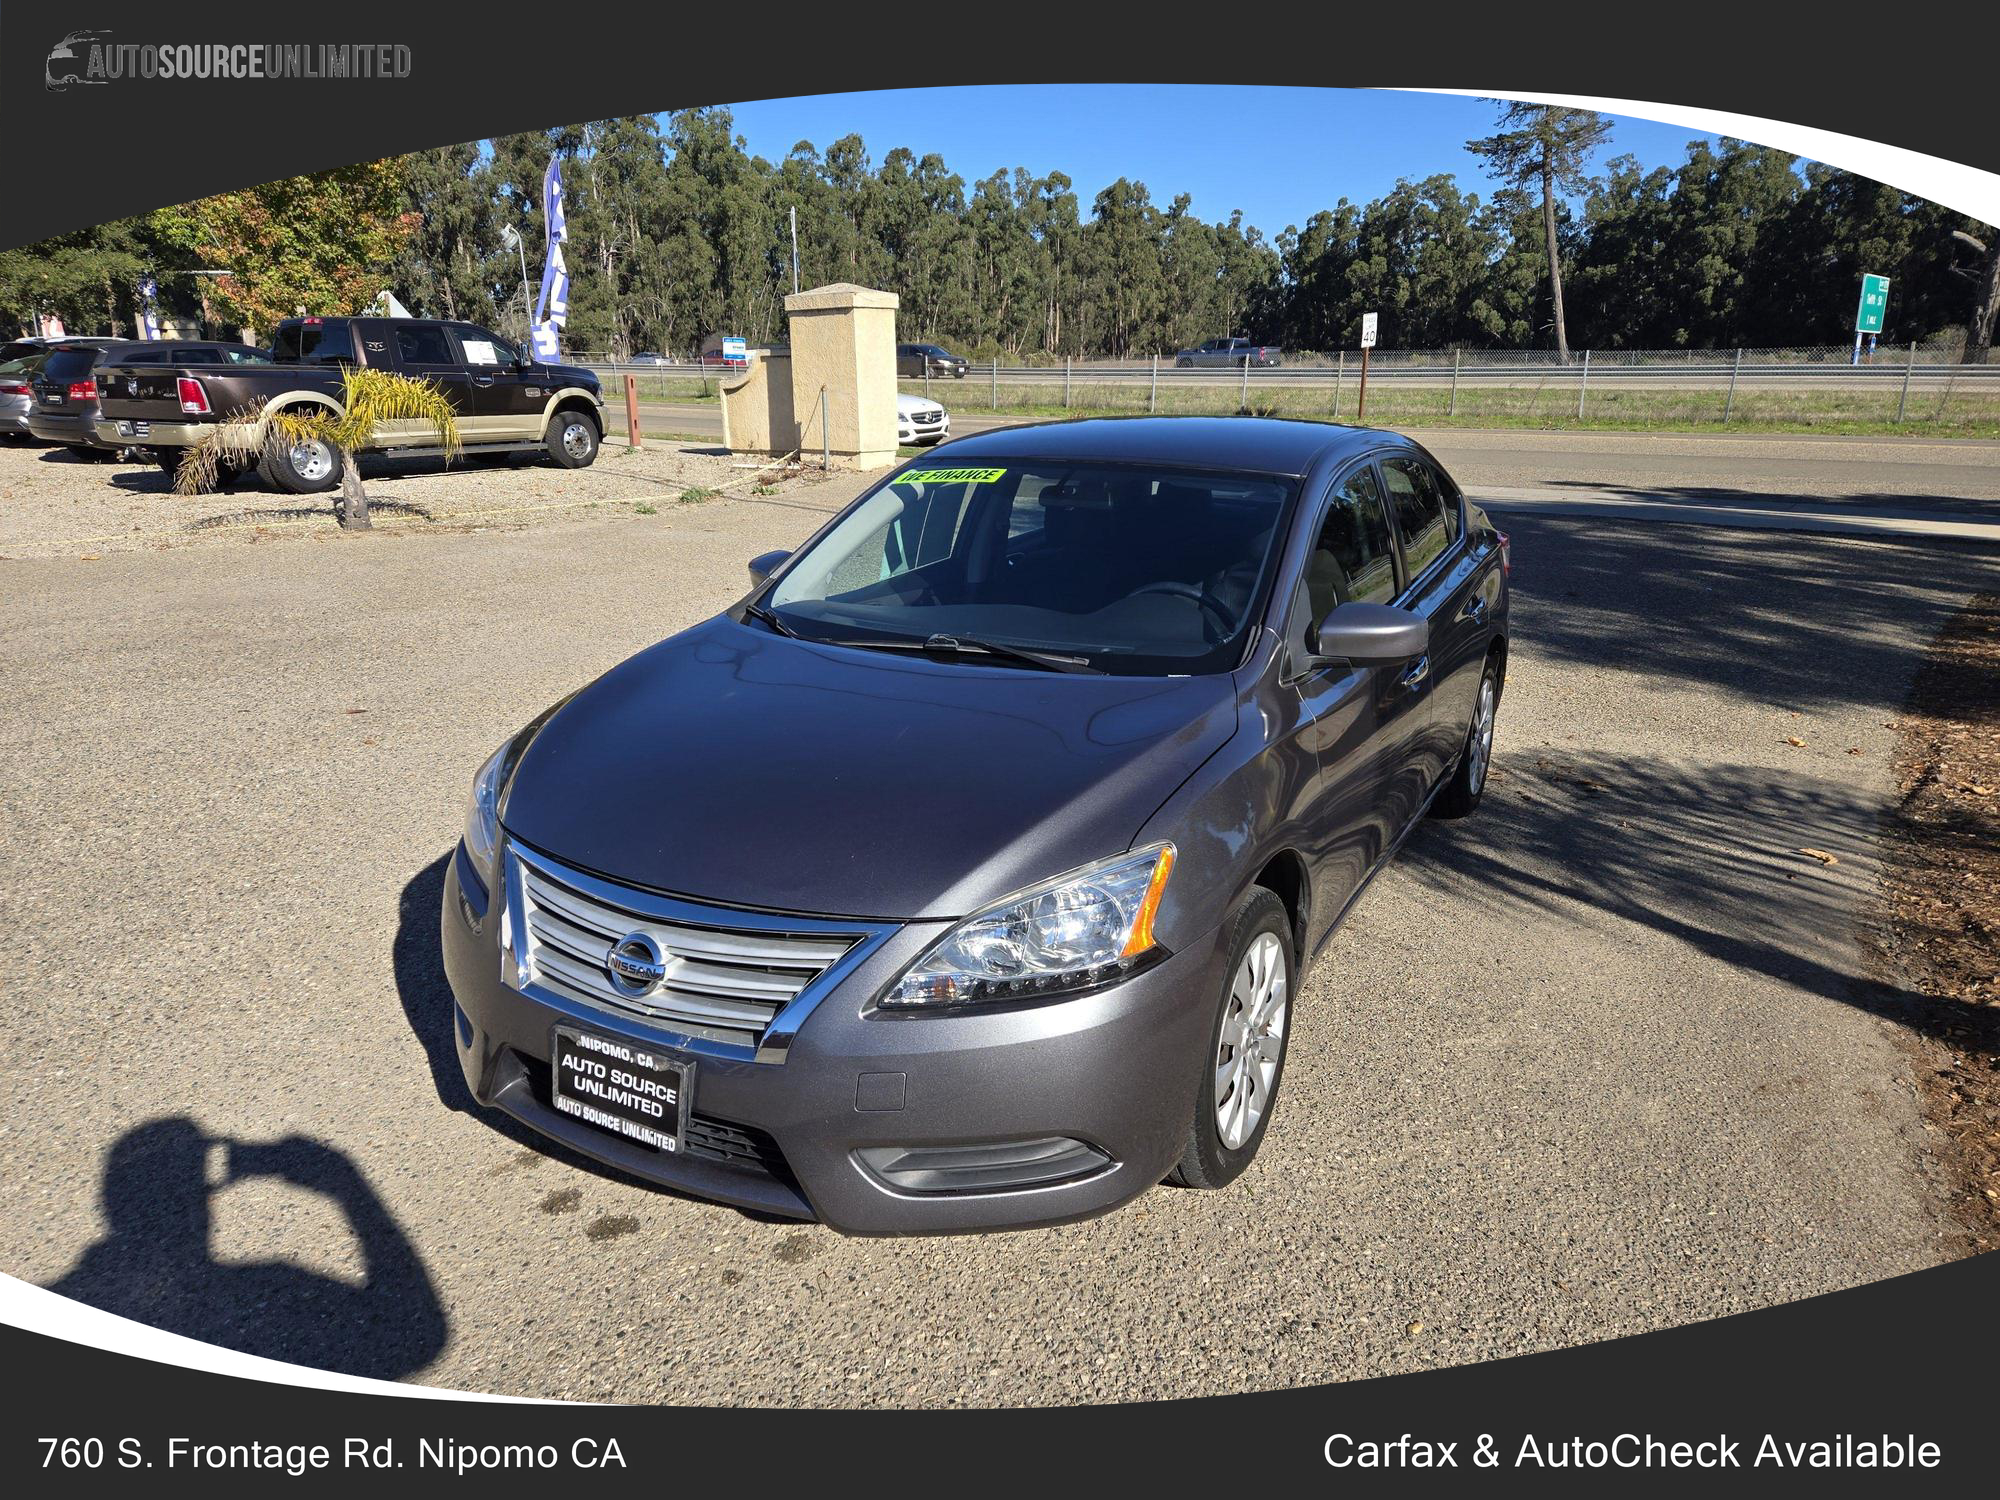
1313, 601, 1428, 664
748, 549, 790, 587
514, 352, 534, 371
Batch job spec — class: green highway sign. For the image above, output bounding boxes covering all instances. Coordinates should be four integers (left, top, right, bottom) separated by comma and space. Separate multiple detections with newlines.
1855, 273, 1890, 334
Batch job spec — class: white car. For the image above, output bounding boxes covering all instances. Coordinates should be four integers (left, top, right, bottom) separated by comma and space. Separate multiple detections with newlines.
897, 392, 950, 447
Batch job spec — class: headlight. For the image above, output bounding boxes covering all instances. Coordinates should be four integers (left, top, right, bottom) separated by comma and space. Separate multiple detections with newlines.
462, 742, 507, 876
880, 843, 1176, 1008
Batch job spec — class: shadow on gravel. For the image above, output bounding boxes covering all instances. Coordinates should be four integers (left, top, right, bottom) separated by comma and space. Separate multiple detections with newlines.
46, 1120, 448, 1380
106, 452, 534, 499
1495, 513, 1997, 717
1398, 751, 1980, 1051
397, 853, 478, 1115
1539, 478, 2000, 520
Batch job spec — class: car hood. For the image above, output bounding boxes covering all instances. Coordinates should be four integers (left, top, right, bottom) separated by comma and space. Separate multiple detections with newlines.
895, 392, 943, 416
539, 361, 601, 391
498, 616, 1237, 920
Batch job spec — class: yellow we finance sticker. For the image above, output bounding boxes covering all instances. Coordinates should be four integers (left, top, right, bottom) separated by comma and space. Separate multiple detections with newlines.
905, 466, 1007, 485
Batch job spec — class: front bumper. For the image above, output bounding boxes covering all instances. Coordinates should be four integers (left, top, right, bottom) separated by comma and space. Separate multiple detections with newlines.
441, 842, 1225, 1234
898, 415, 951, 446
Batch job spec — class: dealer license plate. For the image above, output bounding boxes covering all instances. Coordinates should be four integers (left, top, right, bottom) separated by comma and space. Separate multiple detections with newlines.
549, 1025, 689, 1153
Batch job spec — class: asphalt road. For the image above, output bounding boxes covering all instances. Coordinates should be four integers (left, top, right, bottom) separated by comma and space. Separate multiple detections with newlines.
3, 472, 1990, 1404
627, 402, 2000, 500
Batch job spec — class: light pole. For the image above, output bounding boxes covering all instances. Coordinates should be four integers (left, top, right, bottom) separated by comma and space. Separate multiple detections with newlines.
500, 223, 533, 342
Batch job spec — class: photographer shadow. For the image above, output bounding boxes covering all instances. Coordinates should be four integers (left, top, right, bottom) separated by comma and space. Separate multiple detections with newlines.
46, 1118, 447, 1382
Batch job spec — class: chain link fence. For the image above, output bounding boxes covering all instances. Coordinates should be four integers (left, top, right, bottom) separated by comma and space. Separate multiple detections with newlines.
576, 347, 2000, 433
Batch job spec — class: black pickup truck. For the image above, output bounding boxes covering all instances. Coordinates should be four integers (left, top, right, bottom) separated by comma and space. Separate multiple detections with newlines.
94, 316, 607, 492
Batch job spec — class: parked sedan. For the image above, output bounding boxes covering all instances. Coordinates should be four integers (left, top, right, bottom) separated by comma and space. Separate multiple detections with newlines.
0, 355, 46, 440
896, 391, 950, 446
897, 343, 969, 379
440, 416, 1508, 1234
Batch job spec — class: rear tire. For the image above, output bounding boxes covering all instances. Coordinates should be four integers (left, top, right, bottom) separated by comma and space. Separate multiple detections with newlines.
546, 410, 600, 468
1431, 659, 1500, 819
1168, 888, 1294, 1190
260, 427, 342, 495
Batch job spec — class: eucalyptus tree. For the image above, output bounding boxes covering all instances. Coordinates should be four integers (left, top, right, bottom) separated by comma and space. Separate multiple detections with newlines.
1466, 102, 1612, 359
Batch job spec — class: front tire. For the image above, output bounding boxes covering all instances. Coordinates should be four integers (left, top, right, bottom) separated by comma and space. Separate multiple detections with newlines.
546, 410, 600, 468
1431, 659, 1500, 819
1168, 888, 1294, 1190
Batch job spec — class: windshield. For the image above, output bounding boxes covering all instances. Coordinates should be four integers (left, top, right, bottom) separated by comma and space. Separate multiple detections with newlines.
764, 460, 1297, 675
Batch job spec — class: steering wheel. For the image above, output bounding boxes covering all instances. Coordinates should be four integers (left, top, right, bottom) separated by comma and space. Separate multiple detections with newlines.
1131, 580, 1233, 643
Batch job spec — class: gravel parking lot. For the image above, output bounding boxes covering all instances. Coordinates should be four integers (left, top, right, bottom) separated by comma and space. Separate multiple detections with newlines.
0, 434, 1991, 1405
0, 435, 853, 558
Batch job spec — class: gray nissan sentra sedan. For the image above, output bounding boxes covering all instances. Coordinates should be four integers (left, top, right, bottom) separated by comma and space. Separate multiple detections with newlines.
441, 417, 1509, 1233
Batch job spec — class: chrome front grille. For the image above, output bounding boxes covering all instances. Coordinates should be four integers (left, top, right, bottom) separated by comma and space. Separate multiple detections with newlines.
504, 844, 883, 1058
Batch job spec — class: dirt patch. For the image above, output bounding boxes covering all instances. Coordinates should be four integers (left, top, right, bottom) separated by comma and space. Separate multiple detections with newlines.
1870, 592, 2000, 1254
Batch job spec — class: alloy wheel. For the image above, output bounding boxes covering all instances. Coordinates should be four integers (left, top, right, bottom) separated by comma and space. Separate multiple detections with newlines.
1215, 931, 1288, 1149
1468, 675, 1497, 794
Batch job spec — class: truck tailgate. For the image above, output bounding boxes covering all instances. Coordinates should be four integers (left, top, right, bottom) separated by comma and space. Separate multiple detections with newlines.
94, 367, 191, 421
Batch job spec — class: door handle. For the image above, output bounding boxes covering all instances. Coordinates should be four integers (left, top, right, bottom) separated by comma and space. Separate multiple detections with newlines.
471, 376, 495, 387
1399, 655, 1431, 690
1463, 595, 1487, 623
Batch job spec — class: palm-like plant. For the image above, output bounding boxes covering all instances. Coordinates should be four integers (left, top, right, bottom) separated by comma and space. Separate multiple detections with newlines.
175, 365, 461, 529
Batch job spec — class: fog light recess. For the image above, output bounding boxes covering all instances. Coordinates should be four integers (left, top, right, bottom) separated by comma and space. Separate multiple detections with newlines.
856, 1137, 1112, 1195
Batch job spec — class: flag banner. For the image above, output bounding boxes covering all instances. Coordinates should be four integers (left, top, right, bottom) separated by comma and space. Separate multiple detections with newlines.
137, 275, 160, 341
530, 158, 569, 360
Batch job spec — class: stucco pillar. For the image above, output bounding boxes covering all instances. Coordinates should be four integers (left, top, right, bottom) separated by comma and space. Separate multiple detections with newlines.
784, 282, 899, 470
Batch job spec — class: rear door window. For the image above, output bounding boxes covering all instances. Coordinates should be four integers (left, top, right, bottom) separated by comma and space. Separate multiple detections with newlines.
41, 348, 102, 383
1380, 457, 1454, 579
393, 324, 456, 367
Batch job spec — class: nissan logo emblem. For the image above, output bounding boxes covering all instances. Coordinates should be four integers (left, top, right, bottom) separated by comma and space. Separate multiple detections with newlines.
605, 931, 668, 995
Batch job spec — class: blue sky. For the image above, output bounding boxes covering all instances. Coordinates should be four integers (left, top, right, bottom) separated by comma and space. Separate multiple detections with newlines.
717, 86, 1721, 242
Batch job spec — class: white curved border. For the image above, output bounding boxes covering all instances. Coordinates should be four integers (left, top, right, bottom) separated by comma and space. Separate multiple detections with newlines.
1405, 89, 1999, 226
0, 1274, 556, 1402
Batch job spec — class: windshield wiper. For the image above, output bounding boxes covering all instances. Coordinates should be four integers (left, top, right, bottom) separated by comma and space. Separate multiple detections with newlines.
742, 601, 800, 638
827, 631, 1101, 674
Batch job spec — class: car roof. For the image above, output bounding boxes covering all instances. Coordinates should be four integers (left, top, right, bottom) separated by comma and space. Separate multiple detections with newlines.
923, 415, 1397, 477
46, 340, 137, 357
